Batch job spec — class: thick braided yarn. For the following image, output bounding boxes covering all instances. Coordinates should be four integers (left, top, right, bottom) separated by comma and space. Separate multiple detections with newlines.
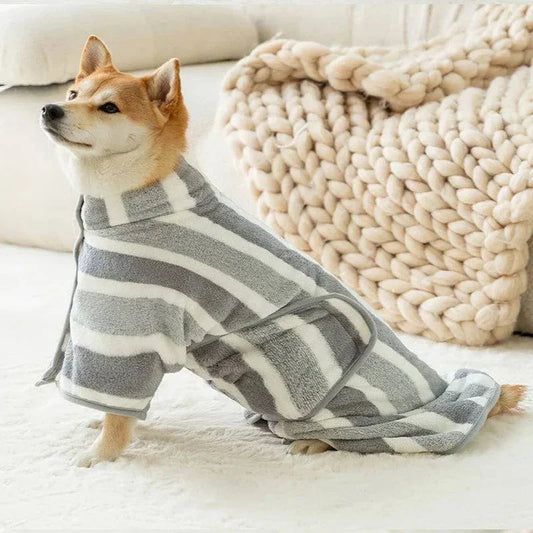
217, 4, 533, 345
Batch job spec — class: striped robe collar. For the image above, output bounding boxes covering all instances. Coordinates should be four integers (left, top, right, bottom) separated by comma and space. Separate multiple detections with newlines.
81, 158, 214, 230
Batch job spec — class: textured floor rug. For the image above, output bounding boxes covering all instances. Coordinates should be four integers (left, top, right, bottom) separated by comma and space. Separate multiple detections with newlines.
1, 243, 532, 529
218, 4, 533, 346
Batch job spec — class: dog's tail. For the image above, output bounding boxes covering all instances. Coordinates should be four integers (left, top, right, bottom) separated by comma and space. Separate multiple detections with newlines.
488, 384, 527, 417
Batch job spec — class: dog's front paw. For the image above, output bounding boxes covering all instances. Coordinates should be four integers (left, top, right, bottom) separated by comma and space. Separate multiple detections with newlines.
288, 439, 333, 455
74, 448, 119, 468
75, 450, 106, 468
75, 452, 99, 468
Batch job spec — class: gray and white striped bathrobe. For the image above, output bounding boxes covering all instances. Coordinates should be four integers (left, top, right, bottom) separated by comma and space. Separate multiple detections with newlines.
38, 158, 500, 454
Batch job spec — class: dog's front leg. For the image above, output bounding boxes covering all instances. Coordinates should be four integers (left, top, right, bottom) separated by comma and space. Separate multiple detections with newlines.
76, 413, 136, 468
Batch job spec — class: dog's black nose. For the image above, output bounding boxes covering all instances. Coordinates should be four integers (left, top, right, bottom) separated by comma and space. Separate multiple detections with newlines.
41, 104, 65, 120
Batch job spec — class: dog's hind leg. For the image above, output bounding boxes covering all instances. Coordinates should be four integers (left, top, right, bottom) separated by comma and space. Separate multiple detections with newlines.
76, 413, 136, 467
288, 439, 333, 455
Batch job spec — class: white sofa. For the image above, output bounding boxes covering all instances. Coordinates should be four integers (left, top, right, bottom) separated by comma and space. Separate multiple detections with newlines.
7, 2, 533, 333
0, 2, 481, 251
1, 5, 532, 529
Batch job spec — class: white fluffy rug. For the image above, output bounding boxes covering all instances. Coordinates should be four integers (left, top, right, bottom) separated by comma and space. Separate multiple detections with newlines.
1, 243, 532, 530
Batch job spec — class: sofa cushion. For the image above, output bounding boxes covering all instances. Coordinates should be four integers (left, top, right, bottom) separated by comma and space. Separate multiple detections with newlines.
0, 5, 257, 86
244, 3, 478, 48
245, 5, 354, 46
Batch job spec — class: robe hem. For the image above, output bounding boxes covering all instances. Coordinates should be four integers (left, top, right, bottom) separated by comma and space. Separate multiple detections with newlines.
272, 378, 501, 455
440, 381, 501, 455
58, 386, 149, 420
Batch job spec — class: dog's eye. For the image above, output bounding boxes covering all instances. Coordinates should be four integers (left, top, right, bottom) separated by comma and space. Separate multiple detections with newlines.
99, 103, 120, 114
68, 91, 77, 101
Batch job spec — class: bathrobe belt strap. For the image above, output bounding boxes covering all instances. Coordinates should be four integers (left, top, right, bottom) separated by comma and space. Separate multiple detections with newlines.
36, 197, 85, 387
190, 292, 378, 422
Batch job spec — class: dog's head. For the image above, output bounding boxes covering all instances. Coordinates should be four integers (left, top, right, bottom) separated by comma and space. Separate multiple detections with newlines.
40, 35, 188, 166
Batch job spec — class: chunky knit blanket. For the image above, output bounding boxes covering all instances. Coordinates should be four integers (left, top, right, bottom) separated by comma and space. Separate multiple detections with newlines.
218, 4, 533, 346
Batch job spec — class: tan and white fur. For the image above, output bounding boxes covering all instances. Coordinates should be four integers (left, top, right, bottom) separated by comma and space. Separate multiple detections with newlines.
41, 36, 526, 467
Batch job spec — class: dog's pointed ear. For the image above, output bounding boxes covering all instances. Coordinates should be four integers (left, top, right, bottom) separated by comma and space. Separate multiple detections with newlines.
143, 59, 182, 113
77, 35, 114, 82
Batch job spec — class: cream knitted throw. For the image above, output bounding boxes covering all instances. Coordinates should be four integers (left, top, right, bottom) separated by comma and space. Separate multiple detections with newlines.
217, 4, 533, 346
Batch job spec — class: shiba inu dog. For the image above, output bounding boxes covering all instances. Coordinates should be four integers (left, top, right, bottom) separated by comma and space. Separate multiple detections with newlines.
40, 36, 526, 467
41, 35, 188, 197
